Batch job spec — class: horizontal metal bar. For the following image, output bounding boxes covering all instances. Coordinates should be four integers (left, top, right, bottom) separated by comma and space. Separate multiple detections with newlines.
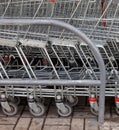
0, 79, 101, 86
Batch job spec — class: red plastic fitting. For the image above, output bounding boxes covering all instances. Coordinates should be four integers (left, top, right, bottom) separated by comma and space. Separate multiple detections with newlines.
50, 0, 56, 3
115, 98, 119, 103
88, 98, 98, 103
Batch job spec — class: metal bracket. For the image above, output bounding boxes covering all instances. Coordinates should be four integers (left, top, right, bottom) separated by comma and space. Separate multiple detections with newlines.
89, 94, 98, 111
0, 94, 11, 112
90, 101, 99, 112
28, 102, 39, 112
115, 95, 119, 108
1, 101, 11, 112
56, 102, 67, 113
66, 95, 75, 103
28, 95, 39, 112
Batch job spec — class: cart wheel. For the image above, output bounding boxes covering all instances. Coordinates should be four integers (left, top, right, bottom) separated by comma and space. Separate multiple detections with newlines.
67, 96, 78, 107
90, 107, 98, 116
58, 103, 72, 117
115, 107, 119, 115
8, 97, 21, 105
2, 102, 18, 116
35, 97, 45, 104
29, 103, 45, 117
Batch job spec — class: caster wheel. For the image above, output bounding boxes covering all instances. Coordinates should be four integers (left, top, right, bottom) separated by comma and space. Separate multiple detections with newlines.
115, 107, 119, 115
8, 96, 21, 105
90, 107, 98, 116
58, 103, 72, 117
35, 97, 45, 104
29, 103, 45, 117
67, 96, 78, 107
2, 102, 18, 116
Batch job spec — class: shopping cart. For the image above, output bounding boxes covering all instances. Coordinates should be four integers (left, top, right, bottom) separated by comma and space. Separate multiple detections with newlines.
0, 28, 102, 115
0, 0, 118, 124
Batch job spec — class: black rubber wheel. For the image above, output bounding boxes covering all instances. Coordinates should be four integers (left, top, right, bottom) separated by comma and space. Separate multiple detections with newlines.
90, 107, 98, 116
2, 102, 18, 116
67, 96, 78, 107
35, 97, 45, 104
8, 96, 21, 105
57, 103, 72, 117
115, 107, 119, 115
29, 103, 45, 117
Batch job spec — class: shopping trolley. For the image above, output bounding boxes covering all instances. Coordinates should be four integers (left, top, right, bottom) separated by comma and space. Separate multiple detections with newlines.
0, 0, 118, 124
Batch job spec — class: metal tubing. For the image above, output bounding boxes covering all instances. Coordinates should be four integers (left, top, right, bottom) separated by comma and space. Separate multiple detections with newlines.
0, 19, 106, 124
0, 79, 101, 86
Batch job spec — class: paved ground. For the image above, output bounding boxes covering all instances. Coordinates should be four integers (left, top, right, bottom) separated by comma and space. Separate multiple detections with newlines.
0, 97, 119, 130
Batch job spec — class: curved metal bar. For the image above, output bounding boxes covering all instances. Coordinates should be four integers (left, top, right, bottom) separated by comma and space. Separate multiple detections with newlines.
0, 19, 106, 124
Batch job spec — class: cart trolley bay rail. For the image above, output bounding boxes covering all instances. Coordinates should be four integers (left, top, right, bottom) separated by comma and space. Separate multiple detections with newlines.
0, 0, 118, 125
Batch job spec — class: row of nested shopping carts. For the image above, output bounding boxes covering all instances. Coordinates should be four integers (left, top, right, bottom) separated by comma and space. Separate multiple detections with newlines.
0, 0, 118, 124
